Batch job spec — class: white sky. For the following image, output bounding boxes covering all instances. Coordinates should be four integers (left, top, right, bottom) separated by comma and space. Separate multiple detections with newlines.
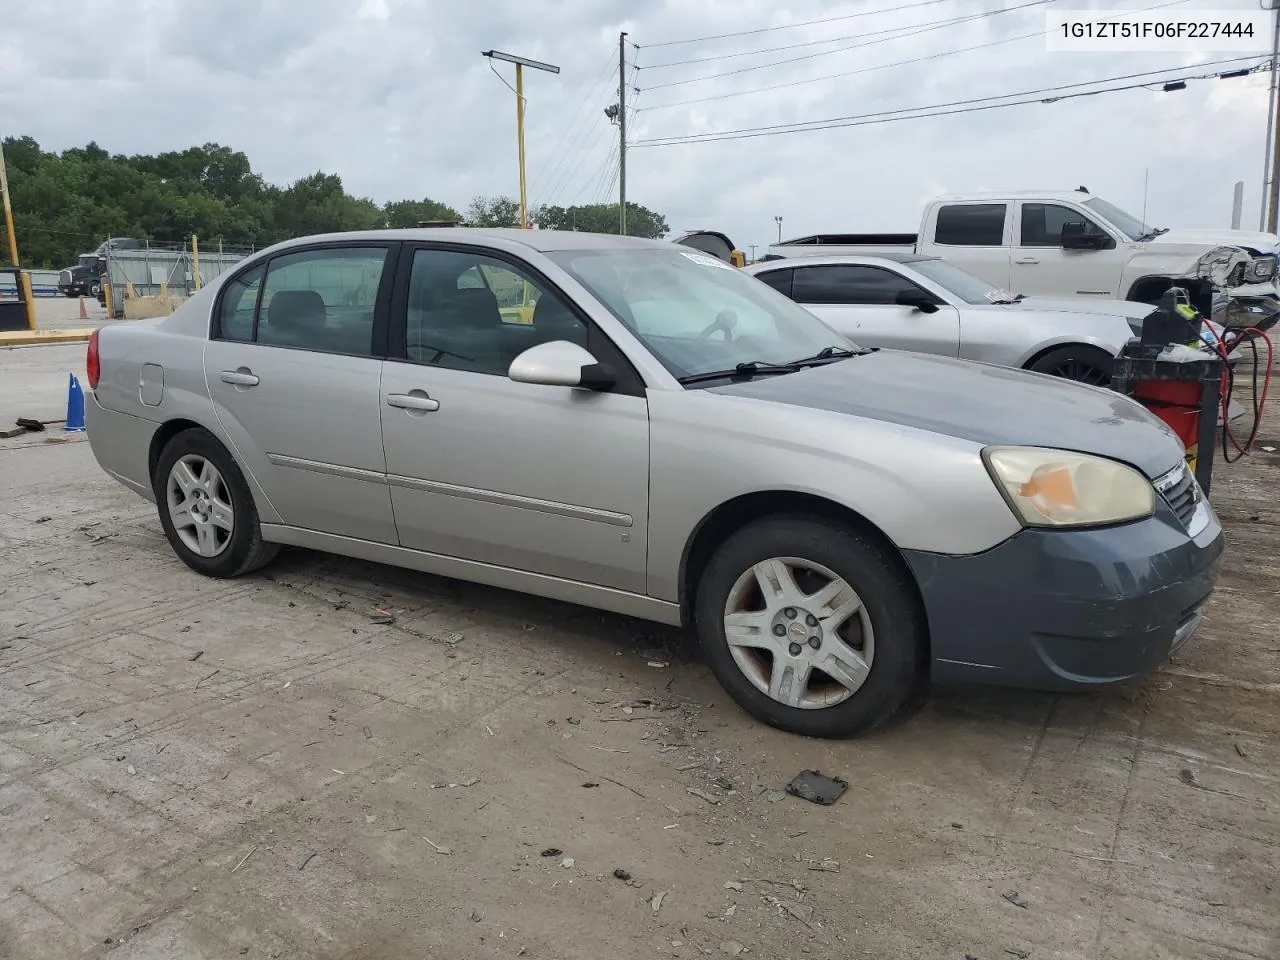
1, 0, 1274, 254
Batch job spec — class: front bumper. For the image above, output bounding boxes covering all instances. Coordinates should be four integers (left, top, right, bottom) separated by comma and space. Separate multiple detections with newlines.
904, 497, 1224, 690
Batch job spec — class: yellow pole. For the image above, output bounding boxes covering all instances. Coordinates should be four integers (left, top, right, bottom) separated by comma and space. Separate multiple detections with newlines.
192, 234, 201, 291
516, 62, 527, 230
0, 140, 18, 267
0, 139, 35, 329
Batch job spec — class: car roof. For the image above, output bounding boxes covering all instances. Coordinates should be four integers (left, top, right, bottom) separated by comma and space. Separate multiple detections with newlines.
257, 228, 670, 256
750, 252, 938, 268
933, 191, 1093, 204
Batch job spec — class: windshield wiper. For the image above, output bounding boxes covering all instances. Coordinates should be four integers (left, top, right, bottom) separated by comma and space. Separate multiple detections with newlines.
1136, 226, 1169, 242
677, 347, 868, 386
787, 345, 866, 364
677, 361, 804, 386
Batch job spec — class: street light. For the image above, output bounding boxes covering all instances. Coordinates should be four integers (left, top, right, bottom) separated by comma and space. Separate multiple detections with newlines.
482, 49, 560, 230
774, 216, 783, 244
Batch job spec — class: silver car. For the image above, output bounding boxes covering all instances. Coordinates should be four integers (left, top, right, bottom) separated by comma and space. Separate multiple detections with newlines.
745, 253, 1169, 385
85, 230, 1224, 738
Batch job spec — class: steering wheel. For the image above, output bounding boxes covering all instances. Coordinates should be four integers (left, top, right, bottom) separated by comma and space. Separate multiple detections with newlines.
698, 309, 739, 341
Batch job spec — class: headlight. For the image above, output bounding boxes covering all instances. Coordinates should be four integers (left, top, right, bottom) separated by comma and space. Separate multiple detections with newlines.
1246, 255, 1277, 283
982, 446, 1155, 527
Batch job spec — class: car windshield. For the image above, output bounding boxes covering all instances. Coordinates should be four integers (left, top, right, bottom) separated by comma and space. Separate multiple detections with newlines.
547, 246, 858, 382
909, 258, 1004, 305
1084, 197, 1145, 241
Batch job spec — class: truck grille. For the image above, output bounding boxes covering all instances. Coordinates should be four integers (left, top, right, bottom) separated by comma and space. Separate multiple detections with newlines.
59, 269, 71, 285
1155, 462, 1200, 529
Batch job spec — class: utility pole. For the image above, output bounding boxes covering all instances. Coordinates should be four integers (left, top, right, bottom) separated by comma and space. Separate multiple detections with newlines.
618, 31, 628, 236
749, 244, 757, 262
1264, 1, 1280, 231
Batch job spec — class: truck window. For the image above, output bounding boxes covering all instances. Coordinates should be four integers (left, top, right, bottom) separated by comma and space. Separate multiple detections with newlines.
792, 265, 921, 305
1020, 203, 1105, 247
934, 204, 1006, 246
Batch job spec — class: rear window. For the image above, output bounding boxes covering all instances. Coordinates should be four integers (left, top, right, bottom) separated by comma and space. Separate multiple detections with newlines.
753, 268, 793, 298
934, 204, 1006, 246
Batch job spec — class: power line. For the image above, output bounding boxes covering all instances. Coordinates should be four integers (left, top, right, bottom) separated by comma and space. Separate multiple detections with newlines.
640, 0, 1047, 71
639, 0, 1195, 112
536, 60, 627, 207
527, 49, 617, 200
632, 57, 1269, 147
639, 0, 1049, 91
640, 0, 960, 48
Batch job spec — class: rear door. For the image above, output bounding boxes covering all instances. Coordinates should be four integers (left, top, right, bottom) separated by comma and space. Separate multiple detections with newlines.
780, 263, 961, 357
924, 202, 1012, 290
203, 243, 398, 543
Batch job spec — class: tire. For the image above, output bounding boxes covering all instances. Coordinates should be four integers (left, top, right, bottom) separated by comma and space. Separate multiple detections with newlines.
152, 427, 279, 578
1027, 344, 1114, 388
88, 281, 102, 298
693, 515, 926, 738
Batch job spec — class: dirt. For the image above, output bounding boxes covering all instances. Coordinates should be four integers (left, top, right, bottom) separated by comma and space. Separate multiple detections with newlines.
0, 352, 1277, 959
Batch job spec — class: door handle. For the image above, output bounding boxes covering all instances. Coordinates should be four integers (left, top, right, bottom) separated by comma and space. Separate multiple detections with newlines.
219, 369, 259, 386
1013, 257, 1040, 265
386, 392, 440, 412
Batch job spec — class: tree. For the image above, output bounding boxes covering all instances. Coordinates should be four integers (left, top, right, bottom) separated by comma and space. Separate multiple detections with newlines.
383, 197, 462, 228
536, 202, 668, 239
1, 137, 671, 268
465, 195, 523, 228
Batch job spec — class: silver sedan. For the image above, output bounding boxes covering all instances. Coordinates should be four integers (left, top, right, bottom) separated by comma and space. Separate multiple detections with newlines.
85, 229, 1222, 738
744, 253, 1190, 386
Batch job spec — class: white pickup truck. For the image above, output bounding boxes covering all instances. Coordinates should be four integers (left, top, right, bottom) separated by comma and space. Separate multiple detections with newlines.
766, 189, 1278, 313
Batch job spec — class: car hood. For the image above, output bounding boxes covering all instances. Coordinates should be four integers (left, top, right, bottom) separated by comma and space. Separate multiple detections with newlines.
1006, 296, 1155, 322
1146, 228, 1278, 254
709, 351, 1183, 479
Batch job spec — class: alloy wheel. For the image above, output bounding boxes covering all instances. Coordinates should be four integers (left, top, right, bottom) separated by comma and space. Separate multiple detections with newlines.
166, 454, 234, 558
722, 556, 875, 709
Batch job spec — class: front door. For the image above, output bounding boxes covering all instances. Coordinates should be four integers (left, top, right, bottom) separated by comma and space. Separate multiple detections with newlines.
789, 263, 962, 356
378, 244, 651, 593
203, 243, 398, 543
1012, 202, 1128, 298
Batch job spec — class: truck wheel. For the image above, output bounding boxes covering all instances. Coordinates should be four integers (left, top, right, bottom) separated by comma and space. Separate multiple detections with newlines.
88, 281, 102, 298
1027, 345, 1114, 387
693, 515, 926, 738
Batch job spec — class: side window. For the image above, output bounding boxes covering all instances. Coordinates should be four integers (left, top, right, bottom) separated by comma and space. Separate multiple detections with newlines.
792, 265, 920, 306
934, 204, 1006, 246
405, 249, 588, 376
217, 264, 263, 342
1020, 203, 1104, 247
254, 247, 388, 356
755, 269, 794, 299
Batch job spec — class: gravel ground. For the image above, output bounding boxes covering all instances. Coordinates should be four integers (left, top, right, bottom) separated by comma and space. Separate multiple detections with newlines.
1, 345, 1277, 960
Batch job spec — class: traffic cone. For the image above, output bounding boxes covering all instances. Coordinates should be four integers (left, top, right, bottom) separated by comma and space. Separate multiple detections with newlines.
78, 297, 88, 320
64, 373, 85, 432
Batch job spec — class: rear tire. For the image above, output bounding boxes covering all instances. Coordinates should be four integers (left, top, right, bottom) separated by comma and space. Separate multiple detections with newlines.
1027, 344, 1114, 388
153, 427, 278, 578
693, 515, 925, 738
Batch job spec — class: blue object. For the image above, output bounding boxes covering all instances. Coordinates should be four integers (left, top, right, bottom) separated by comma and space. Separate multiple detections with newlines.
64, 373, 85, 431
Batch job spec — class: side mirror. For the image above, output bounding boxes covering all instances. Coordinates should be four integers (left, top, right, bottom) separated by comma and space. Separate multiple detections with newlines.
894, 289, 940, 313
1061, 221, 1112, 250
508, 340, 616, 391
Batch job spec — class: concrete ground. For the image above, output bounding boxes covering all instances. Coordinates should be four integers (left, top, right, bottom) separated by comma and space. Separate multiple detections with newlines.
1, 345, 1278, 960
34, 296, 110, 330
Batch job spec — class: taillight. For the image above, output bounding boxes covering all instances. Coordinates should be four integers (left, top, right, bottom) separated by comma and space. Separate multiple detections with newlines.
86, 328, 101, 389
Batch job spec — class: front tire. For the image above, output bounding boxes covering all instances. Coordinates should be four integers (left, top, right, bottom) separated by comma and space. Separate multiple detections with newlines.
153, 428, 278, 578
1027, 344, 1114, 388
693, 515, 925, 738
88, 280, 103, 298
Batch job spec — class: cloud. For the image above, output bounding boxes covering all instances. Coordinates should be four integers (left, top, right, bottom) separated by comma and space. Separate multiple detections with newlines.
0, 0, 1271, 251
